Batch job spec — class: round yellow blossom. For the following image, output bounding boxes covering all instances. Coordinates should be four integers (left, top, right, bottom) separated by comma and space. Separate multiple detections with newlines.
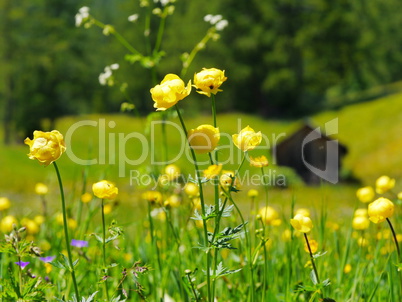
68, 218, 77, 229
247, 189, 259, 198
165, 195, 181, 208
21, 218, 39, 235
290, 214, 313, 233
220, 170, 236, 187
35, 183, 49, 195
356, 186, 375, 203
398, 192, 402, 200
304, 239, 318, 254
1, 215, 18, 233
142, 191, 163, 204
81, 192, 93, 203
354, 208, 368, 217
203, 164, 222, 180
34, 215, 45, 225
164, 164, 181, 181
258, 206, 278, 225
375, 175, 395, 194
0, 197, 11, 211
232, 126, 262, 152
92, 180, 118, 200
368, 197, 394, 224
344, 264, 352, 274
188, 125, 220, 154
103, 203, 113, 215
24, 130, 66, 166
249, 155, 269, 168
192, 197, 201, 210
150, 74, 192, 111
183, 183, 199, 198
352, 216, 370, 230
45, 263, 52, 274
56, 213, 64, 225
193, 68, 227, 97
295, 208, 311, 217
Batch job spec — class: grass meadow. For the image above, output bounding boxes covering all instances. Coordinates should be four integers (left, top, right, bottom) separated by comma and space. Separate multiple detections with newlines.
0, 91, 402, 301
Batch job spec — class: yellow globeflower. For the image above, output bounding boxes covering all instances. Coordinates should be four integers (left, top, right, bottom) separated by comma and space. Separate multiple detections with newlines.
150, 74, 192, 111
232, 126, 262, 152
103, 203, 113, 215
295, 208, 311, 217
21, 218, 39, 235
290, 214, 313, 233
249, 155, 269, 168
356, 186, 375, 203
398, 192, 402, 200
165, 195, 181, 208
142, 191, 163, 204
375, 175, 395, 194
193, 68, 227, 97
24, 130, 66, 166
304, 239, 318, 254
81, 192, 93, 203
258, 206, 279, 225
247, 189, 259, 198
368, 197, 394, 224
183, 182, 199, 198
188, 125, 220, 154
344, 264, 352, 274
35, 183, 49, 195
203, 164, 223, 180
354, 208, 368, 217
352, 216, 370, 230
220, 170, 236, 187
92, 180, 118, 200
1, 215, 18, 233
165, 164, 181, 181
34, 215, 45, 225
0, 197, 11, 211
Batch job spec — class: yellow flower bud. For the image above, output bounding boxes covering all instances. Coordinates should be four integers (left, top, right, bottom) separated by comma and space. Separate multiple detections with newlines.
344, 264, 352, 274
258, 206, 279, 225
220, 170, 236, 187
356, 186, 375, 203
290, 213, 313, 233
166, 195, 181, 208
24, 130, 66, 166
249, 155, 269, 168
142, 191, 163, 204
81, 192, 93, 203
35, 183, 49, 195
232, 126, 262, 152
304, 239, 318, 254
368, 197, 394, 223
247, 189, 259, 198
203, 164, 222, 180
354, 208, 368, 217
45, 263, 52, 274
0, 197, 11, 211
150, 74, 192, 111
92, 180, 118, 200
295, 208, 311, 217
398, 192, 402, 200
352, 216, 370, 230
1, 215, 17, 233
103, 203, 113, 215
193, 68, 227, 97
188, 125, 220, 154
183, 183, 199, 198
164, 164, 181, 181
375, 175, 395, 194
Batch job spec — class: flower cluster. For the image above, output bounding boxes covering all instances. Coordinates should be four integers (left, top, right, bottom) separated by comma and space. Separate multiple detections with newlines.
99, 63, 119, 86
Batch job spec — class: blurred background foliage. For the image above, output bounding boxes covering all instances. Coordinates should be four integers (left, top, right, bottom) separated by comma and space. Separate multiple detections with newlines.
1, 0, 402, 143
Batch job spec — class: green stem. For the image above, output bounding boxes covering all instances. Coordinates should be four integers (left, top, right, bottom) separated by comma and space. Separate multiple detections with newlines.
101, 199, 110, 300
174, 104, 212, 302
211, 94, 218, 164
147, 201, 162, 300
154, 12, 167, 53
53, 162, 80, 300
162, 112, 168, 165
304, 233, 321, 285
387, 218, 401, 262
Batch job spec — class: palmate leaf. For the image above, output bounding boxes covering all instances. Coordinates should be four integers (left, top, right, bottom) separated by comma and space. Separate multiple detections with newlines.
208, 262, 242, 279
209, 223, 247, 249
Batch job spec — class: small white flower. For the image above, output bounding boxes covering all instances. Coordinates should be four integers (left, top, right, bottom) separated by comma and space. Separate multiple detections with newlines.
75, 6, 90, 27
204, 14, 213, 22
128, 14, 139, 22
110, 63, 119, 70
210, 15, 222, 25
215, 19, 228, 31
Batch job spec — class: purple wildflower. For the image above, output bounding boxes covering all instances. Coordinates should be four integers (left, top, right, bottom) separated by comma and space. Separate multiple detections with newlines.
15, 261, 30, 269
39, 256, 56, 263
71, 239, 88, 248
